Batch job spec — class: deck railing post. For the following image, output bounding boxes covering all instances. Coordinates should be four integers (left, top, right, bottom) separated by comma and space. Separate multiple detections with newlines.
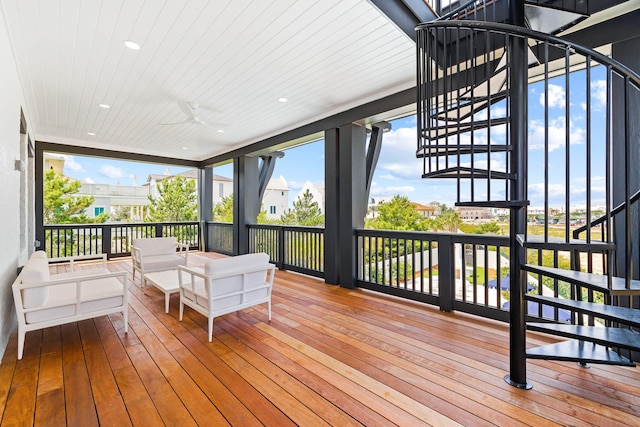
438, 234, 455, 312
278, 227, 286, 270
102, 225, 112, 260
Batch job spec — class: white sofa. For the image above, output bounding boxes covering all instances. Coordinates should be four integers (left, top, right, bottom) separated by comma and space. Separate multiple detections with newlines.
12, 251, 129, 360
178, 253, 275, 341
131, 237, 189, 287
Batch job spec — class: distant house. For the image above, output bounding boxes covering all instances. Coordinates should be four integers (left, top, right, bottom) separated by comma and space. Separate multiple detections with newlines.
413, 202, 437, 219
262, 175, 289, 219
456, 206, 493, 222
149, 169, 289, 220
77, 182, 149, 221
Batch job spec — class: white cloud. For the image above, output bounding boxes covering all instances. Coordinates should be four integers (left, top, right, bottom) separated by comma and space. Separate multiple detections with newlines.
370, 185, 416, 197
379, 174, 398, 180
540, 84, 566, 108
62, 155, 85, 172
99, 164, 126, 179
83, 177, 95, 184
377, 125, 424, 179
592, 80, 607, 106
287, 181, 305, 190
529, 117, 585, 151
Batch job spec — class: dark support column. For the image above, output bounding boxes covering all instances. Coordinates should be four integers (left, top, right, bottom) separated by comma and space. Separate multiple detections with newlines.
324, 129, 340, 285
233, 156, 260, 255
612, 36, 640, 328
35, 144, 44, 251
324, 124, 367, 289
505, 0, 532, 390
258, 152, 284, 201
365, 122, 390, 203
199, 167, 213, 251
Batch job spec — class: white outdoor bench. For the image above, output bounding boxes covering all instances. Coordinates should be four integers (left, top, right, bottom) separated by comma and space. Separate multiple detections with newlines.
12, 251, 129, 360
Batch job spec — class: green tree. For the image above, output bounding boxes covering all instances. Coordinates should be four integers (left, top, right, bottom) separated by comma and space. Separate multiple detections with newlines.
110, 205, 132, 222
44, 169, 108, 224
212, 194, 271, 224
212, 194, 234, 222
459, 221, 501, 234
146, 176, 197, 222
280, 189, 324, 226
427, 205, 461, 232
367, 195, 427, 231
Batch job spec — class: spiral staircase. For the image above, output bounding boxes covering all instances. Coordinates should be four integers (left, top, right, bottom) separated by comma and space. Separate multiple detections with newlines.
414, 0, 640, 388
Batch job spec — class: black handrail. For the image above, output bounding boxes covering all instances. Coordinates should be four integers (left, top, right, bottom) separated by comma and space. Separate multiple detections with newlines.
417, 21, 640, 88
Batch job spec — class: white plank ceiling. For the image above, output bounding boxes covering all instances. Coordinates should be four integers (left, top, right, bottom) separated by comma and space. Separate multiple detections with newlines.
1, 0, 416, 161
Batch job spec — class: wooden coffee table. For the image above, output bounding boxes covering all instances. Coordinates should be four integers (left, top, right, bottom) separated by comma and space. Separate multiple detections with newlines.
143, 270, 181, 313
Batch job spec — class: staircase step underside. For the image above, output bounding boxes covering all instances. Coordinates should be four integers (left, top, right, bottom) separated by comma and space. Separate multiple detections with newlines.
455, 200, 529, 208
527, 323, 640, 352
417, 144, 511, 157
457, 62, 508, 100
522, 264, 640, 296
526, 340, 635, 367
525, 3, 587, 35
422, 167, 513, 180
525, 294, 640, 329
516, 234, 615, 251
420, 117, 510, 140
434, 93, 507, 122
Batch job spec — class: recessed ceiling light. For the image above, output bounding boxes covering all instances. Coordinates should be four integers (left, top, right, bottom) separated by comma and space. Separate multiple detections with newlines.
123, 40, 141, 50
182, 147, 188, 150
99, 103, 110, 109
217, 129, 224, 133
87, 132, 96, 136
278, 97, 288, 103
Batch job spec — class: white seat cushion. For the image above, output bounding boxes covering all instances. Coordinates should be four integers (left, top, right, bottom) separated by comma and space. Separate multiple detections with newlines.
24, 276, 125, 324
142, 254, 186, 271
20, 253, 51, 308
132, 237, 177, 256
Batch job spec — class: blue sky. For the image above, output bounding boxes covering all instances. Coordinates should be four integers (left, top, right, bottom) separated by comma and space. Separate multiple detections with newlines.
56, 65, 607, 209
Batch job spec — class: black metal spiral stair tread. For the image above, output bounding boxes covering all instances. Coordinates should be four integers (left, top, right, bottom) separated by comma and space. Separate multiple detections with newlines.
525, 294, 640, 329
522, 264, 640, 296
422, 167, 514, 180
420, 117, 510, 141
434, 93, 508, 122
526, 323, 640, 352
517, 234, 615, 251
455, 200, 529, 208
526, 340, 635, 366
417, 144, 512, 157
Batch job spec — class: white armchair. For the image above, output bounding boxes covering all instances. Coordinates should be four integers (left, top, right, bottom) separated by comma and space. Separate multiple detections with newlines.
131, 237, 188, 287
178, 253, 275, 342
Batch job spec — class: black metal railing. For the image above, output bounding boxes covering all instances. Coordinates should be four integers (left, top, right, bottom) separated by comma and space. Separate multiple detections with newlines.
248, 224, 324, 278
43, 221, 200, 258
355, 228, 512, 321
201, 223, 602, 323
206, 221, 234, 255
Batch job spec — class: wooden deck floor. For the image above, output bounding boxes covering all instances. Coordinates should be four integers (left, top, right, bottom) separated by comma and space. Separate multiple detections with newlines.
2, 252, 640, 426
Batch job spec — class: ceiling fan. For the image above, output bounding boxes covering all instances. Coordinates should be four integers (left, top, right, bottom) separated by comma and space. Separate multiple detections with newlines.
159, 101, 209, 126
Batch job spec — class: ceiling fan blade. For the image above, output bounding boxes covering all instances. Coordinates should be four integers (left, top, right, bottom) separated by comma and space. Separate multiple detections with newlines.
158, 119, 191, 125
178, 101, 197, 119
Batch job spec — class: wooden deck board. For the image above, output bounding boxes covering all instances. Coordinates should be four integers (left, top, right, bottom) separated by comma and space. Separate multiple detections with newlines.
2, 252, 640, 426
